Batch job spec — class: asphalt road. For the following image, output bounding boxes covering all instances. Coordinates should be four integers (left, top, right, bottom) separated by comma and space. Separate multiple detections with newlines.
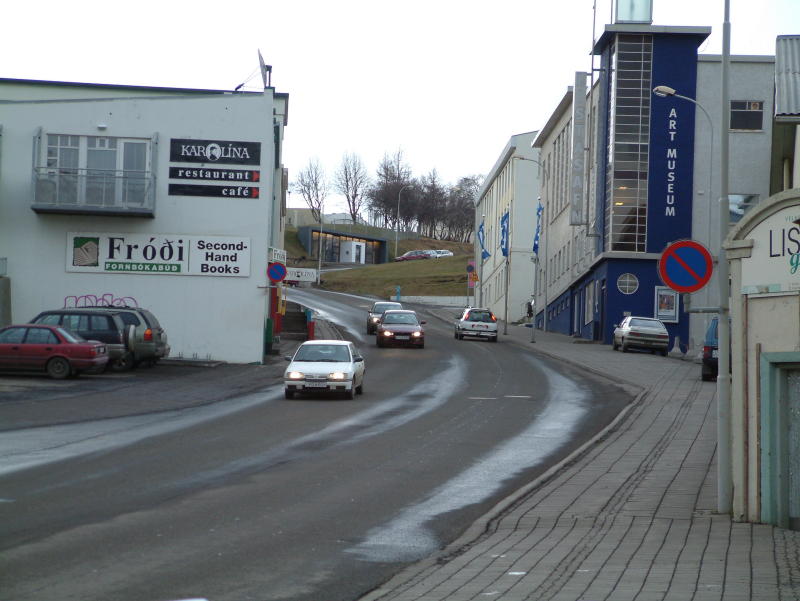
0, 289, 632, 601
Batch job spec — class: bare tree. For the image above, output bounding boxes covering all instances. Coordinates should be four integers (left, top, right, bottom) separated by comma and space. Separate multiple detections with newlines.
294, 158, 328, 223
333, 153, 370, 223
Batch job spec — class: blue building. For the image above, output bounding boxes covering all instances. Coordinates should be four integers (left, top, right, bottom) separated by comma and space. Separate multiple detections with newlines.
532, 15, 775, 353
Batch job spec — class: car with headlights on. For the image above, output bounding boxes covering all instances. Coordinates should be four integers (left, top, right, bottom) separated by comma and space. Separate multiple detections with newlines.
284, 340, 365, 400
612, 316, 669, 355
376, 310, 425, 348
366, 301, 403, 334
0, 324, 109, 379
454, 307, 498, 342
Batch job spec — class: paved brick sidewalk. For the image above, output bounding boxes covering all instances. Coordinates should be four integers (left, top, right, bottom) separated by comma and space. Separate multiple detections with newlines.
360, 316, 800, 601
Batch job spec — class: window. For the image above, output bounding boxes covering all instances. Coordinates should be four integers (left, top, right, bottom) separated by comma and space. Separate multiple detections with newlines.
729, 193, 759, 224
605, 34, 652, 253
35, 133, 152, 210
0, 327, 26, 344
25, 328, 59, 345
730, 101, 763, 131
617, 272, 640, 295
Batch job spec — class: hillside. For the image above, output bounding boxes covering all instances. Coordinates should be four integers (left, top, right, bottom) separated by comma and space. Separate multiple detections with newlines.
283, 226, 475, 298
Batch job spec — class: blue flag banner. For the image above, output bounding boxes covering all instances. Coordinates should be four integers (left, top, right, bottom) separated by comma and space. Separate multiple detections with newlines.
533, 202, 543, 255
500, 211, 510, 257
477, 222, 490, 260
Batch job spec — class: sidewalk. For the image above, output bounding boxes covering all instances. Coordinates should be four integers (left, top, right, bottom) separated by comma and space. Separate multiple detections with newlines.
361, 314, 800, 601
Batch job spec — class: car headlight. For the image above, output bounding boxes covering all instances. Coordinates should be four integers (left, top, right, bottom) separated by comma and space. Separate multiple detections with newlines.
328, 371, 346, 380
371, 317, 379, 322
412, 331, 421, 337
287, 371, 304, 380
383, 330, 393, 336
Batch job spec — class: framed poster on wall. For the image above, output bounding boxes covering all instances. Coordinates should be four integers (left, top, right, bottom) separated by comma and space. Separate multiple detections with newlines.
654, 286, 679, 323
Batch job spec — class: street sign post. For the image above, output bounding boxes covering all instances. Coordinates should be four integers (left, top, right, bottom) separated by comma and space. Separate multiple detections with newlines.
657, 240, 713, 294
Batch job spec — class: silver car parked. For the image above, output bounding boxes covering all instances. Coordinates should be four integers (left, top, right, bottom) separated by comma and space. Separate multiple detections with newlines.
612, 316, 669, 355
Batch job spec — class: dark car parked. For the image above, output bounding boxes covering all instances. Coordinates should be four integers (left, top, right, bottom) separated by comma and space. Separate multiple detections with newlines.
30, 309, 135, 371
0, 324, 109, 379
77, 306, 169, 366
702, 317, 719, 381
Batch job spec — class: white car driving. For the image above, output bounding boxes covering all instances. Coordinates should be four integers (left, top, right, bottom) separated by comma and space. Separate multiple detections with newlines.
284, 340, 365, 400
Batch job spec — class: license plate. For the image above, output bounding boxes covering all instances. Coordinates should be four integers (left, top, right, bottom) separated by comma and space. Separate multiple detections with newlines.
305, 381, 328, 388
712, 350, 718, 358
395, 335, 410, 340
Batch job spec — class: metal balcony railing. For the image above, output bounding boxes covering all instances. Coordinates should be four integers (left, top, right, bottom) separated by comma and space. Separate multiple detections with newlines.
32, 167, 156, 217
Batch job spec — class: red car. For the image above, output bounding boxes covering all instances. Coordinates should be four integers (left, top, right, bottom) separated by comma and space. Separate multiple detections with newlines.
0, 324, 109, 379
376, 310, 426, 348
394, 250, 432, 262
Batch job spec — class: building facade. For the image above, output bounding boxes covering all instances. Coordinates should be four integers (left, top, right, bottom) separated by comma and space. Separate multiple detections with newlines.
474, 131, 540, 324
0, 78, 288, 363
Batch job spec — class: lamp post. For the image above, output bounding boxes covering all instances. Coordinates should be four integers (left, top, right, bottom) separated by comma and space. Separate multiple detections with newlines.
653, 43, 732, 515
511, 155, 543, 341
395, 183, 412, 258
479, 213, 486, 306
316, 203, 324, 285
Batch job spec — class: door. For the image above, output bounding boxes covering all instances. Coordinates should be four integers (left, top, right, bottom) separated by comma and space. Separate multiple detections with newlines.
0, 326, 27, 368
787, 369, 800, 531
18, 327, 60, 370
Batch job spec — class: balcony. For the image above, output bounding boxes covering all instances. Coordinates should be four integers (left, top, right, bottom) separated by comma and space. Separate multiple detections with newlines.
32, 167, 155, 217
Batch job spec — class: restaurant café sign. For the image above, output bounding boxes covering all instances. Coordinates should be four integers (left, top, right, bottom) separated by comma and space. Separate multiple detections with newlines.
740, 205, 800, 294
168, 138, 261, 198
67, 232, 251, 277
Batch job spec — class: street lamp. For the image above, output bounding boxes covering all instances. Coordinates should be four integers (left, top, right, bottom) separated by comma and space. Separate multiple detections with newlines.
511, 155, 543, 342
316, 203, 324, 285
395, 183, 412, 258
653, 73, 732, 515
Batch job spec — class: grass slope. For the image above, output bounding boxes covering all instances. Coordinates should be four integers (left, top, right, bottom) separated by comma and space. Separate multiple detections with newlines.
320, 255, 473, 298
284, 226, 475, 298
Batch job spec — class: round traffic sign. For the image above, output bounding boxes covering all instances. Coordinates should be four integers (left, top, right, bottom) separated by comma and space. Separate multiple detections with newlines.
267, 262, 287, 283
658, 240, 713, 293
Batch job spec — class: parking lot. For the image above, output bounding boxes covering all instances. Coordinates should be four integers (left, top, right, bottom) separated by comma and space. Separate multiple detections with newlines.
0, 359, 285, 431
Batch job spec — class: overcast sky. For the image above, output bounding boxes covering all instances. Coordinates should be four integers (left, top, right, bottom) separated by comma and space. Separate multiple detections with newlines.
4, 1, 798, 212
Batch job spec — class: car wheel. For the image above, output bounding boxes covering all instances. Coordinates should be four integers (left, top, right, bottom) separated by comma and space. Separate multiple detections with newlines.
345, 385, 355, 400
660, 349, 668, 357
376, 337, 383, 347
46, 357, 71, 380
418, 342, 425, 349
490, 336, 498, 343
356, 380, 364, 395
285, 388, 295, 399
612, 339, 619, 351
110, 351, 135, 372
621, 339, 629, 353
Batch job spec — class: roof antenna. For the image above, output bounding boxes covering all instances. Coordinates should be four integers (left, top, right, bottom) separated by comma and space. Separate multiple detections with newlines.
258, 50, 272, 88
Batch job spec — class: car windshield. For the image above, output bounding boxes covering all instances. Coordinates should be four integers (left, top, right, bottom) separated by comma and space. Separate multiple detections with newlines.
383, 313, 418, 325
57, 327, 86, 343
293, 345, 351, 362
373, 303, 401, 314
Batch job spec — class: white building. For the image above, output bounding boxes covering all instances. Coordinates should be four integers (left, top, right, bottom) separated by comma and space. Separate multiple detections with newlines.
474, 131, 540, 323
0, 77, 289, 363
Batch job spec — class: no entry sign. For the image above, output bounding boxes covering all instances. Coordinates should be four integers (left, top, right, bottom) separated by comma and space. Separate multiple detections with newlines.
658, 240, 713, 293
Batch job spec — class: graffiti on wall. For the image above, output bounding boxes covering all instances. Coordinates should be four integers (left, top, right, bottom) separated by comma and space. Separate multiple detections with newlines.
64, 293, 139, 308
